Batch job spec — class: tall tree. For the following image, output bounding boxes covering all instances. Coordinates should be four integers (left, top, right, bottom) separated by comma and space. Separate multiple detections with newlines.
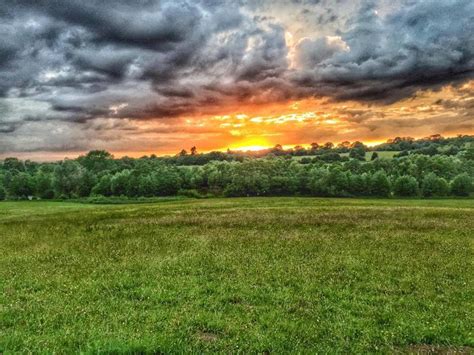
450, 173, 472, 196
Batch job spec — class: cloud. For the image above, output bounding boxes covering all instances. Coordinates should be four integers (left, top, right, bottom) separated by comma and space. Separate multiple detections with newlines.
0, 0, 473, 155
292, 0, 474, 101
294, 36, 349, 68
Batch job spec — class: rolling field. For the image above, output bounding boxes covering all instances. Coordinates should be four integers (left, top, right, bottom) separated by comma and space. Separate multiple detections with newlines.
292, 150, 400, 161
340, 151, 400, 160
1, 198, 473, 352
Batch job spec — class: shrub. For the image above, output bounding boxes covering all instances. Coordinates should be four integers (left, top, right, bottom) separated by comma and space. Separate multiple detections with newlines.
178, 189, 207, 199
41, 189, 55, 200
348, 145, 366, 160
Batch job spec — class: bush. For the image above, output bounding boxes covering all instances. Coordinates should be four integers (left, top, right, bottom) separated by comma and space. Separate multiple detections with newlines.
394, 150, 409, 158
82, 195, 180, 204
450, 173, 472, 196
0, 185, 5, 200
41, 189, 56, 200
177, 189, 208, 199
349, 147, 366, 160
393, 176, 419, 197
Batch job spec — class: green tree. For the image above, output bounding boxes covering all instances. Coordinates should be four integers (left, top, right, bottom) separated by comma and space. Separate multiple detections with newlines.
450, 173, 472, 196
34, 171, 55, 199
150, 168, 181, 196
463, 143, 474, 160
369, 171, 391, 197
323, 142, 334, 150
327, 167, 349, 196
77, 171, 98, 197
9, 172, 34, 198
349, 148, 365, 160
111, 170, 132, 196
78, 150, 114, 173
2, 157, 24, 172
92, 174, 113, 196
309, 168, 330, 196
349, 141, 366, 160
347, 173, 368, 196
421, 173, 449, 197
224, 163, 270, 197
53, 160, 85, 198
0, 183, 6, 200
310, 142, 320, 152
393, 176, 419, 197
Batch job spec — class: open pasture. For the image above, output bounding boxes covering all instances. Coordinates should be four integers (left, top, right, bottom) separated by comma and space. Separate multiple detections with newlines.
1, 198, 473, 352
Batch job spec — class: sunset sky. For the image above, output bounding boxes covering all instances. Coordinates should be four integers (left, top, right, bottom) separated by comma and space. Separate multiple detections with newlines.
1, 0, 473, 160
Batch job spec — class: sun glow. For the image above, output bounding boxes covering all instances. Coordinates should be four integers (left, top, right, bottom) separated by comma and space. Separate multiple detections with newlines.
232, 145, 271, 152
95, 82, 474, 159
227, 137, 272, 151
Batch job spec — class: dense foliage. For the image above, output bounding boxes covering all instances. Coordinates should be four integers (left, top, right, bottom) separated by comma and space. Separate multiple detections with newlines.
1, 135, 473, 200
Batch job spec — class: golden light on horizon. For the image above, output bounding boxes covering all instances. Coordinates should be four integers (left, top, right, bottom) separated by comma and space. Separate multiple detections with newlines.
123, 82, 474, 158
226, 137, 273, 152
4, 81, 471, 161
231, 145, 271, 152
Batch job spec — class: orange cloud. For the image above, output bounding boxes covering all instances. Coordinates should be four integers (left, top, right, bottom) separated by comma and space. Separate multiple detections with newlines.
100, 81, 472, 157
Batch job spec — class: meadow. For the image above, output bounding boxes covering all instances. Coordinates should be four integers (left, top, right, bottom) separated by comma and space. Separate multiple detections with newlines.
339, 150, 400, 160
1, 198, 473, 353
280, 150, 399, 161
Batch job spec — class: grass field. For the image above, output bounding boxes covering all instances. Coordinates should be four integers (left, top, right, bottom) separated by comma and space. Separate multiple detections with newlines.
292, 150, 400, 161
1, 198, 473, 352
340, 151, 400, 160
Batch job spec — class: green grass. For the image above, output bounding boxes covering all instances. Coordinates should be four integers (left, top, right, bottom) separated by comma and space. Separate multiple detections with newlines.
369, 151, 400, 159
292, 150, 400, 161
1, 198, 473, 352
339, 150, 400, 160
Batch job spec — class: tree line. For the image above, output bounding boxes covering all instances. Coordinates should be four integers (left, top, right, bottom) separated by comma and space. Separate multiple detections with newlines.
159, 134, 473, 165
0, 136, 473, 200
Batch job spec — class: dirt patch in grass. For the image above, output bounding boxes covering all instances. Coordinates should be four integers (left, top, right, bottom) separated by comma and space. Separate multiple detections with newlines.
196, 331, 219, 342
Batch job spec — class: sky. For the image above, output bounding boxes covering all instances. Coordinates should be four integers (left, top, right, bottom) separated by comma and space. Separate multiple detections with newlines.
0, 0, 473, 160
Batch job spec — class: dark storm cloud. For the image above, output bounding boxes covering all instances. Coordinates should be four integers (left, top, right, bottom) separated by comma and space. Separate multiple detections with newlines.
12, 0, 201, 50
294, 0, 474, 102
0, 118, 21, 134
0, 0, 473, 154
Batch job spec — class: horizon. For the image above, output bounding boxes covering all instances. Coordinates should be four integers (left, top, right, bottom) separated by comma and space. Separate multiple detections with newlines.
1, 1, 473, 160
1, 132, 470, 162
